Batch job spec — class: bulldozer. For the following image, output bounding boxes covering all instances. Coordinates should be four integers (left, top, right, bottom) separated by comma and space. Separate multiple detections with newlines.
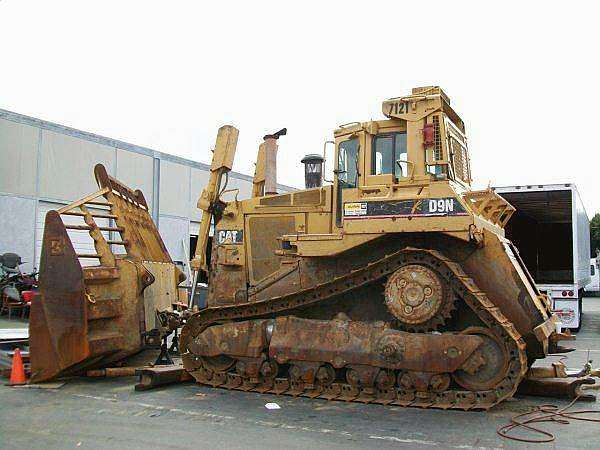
180, 86, 570, 410
29, 164, 185, 383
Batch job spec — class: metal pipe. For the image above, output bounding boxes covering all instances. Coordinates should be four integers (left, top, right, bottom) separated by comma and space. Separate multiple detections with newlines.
86, 367, 138, 377
264, 137, 278, 195
262, 128, 286, 196
322, 140, 335, 183
189, 270, 199, 311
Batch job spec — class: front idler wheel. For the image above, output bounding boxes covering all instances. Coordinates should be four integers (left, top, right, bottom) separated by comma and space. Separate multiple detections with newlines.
452, 327, 509, 391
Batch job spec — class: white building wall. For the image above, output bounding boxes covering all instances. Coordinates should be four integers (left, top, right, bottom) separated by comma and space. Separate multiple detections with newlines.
0, 119, 38, 197
115, 149, 155, 210
159, 160, 191, 218
38, 129, 115, 202
0, 109, 296, 274
158, 215, 191, 265
0, 196, 36, 272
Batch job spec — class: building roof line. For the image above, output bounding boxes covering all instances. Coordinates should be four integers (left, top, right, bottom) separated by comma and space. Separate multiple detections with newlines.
0, 107, 297, 191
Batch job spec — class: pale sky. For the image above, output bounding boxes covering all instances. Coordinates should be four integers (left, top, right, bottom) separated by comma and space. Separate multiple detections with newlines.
1, 1, 598, 216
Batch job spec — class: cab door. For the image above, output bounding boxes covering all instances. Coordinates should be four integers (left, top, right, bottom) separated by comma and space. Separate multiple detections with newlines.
333, 135, 361, 227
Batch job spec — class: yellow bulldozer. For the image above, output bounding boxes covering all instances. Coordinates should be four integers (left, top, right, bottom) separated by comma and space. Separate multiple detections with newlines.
180, 86, 570, 410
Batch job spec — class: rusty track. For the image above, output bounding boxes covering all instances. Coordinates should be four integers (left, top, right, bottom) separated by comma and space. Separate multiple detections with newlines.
181, 249, 528, 410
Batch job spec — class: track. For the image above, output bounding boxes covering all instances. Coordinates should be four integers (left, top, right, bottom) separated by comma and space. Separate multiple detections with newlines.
181, 249, 528, 410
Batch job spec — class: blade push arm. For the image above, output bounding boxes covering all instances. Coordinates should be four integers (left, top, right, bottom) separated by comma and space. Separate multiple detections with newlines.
192, 125, 239, 273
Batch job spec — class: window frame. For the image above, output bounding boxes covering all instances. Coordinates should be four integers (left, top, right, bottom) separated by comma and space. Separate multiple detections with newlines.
371, 132, 407, 179
337, 137, 360, 188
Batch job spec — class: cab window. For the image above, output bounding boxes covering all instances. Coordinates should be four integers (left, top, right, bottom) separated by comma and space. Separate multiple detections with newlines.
372, 133, 407, 178
338, 138, 359, 188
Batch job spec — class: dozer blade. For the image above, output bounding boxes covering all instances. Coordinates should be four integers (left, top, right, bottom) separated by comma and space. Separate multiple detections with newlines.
29, 164, 185, 383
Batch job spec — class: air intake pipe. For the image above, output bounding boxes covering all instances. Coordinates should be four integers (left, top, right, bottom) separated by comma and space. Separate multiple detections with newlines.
301, 154, 324, 188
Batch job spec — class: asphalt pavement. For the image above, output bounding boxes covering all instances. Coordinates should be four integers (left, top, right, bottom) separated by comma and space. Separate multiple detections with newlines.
1, 297, 600, 449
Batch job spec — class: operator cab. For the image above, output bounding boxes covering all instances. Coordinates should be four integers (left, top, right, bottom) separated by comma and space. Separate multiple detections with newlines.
334, 86, 471, 189
332, 86, 472, 226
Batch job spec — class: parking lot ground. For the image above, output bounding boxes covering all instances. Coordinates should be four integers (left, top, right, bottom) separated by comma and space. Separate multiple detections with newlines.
1, 298, 600, 449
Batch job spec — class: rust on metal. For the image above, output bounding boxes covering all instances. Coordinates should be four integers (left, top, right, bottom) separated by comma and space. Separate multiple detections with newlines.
29, 164, 184, 383
268, 316, 483, 373
517, 377, 597, 401
135, 364, 192, 391
86, 367, 138, 377
385, 264, 455, 331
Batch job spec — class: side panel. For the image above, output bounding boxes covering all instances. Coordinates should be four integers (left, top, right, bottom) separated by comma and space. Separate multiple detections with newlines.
115, 150, 155, 211
39, 129, 115, 201
207, 237, 247, 305
585, 259, 599, 291
142, 261, 179, 331
159, 160, 191, 218
245, 214, 301, 284
573, 187, 591, 288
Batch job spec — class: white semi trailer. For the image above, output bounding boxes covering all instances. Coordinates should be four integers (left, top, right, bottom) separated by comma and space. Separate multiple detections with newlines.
493, 184, 591, 330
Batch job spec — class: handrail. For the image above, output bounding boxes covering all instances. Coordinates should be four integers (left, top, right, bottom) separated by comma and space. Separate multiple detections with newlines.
322, 140, 335, 183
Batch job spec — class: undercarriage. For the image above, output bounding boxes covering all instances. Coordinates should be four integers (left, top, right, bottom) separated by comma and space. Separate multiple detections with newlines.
181, 249, 529, 410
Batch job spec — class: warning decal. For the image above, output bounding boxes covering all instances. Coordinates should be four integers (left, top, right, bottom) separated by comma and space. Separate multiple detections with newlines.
344, 202, 368, 216
343, 198, 468, 219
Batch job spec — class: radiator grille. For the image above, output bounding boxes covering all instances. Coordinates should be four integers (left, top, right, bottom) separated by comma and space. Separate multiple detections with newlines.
451, 138, 471, 183
432, 115, 442, 161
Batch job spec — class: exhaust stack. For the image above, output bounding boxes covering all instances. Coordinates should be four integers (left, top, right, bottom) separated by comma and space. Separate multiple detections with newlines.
262, 128, 287, 195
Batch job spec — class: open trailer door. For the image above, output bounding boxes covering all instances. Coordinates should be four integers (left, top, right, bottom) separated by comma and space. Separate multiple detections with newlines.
493, 184, 591, 330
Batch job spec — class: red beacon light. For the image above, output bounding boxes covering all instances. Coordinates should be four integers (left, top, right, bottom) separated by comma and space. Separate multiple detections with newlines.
423, 123, 435, 147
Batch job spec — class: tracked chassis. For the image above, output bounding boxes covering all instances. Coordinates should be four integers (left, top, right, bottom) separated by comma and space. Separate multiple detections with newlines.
182, 248, 529, 410
182, 88, 565, 410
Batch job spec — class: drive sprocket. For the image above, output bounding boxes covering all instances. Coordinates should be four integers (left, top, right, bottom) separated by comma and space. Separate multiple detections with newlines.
384, 264, 455, 332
